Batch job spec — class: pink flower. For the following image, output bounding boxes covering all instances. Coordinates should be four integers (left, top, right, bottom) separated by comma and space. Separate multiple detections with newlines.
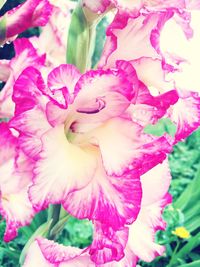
0, 122, 35, 242
83, 0, 111, 14
22, 159, 171, 266
0, 38, 45, 119
9, 62, 175, 238
0, 0, 53, 45
98, 9, 200, 143
22, 237, 137, 267
128, 159, 172, 262
30, 0, 74, 67
82, 0, 197, 16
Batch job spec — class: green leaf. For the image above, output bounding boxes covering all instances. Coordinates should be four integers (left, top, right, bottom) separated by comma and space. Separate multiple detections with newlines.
144, 118, 177, 137
178, 260, 200, 267
174, 165, 200, 212
175, 232, 200, 260
66, 3, 96, 72
0, 247, 19, 261
185, 215, 200, 232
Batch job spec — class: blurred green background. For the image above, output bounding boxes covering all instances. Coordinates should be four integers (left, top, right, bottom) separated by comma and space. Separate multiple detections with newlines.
0, 1, 200, 266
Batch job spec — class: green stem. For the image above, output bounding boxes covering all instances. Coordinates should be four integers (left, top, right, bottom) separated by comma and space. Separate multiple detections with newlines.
66, 1, 100, 73
48, 204, 61, 240
167, 239, 181, 267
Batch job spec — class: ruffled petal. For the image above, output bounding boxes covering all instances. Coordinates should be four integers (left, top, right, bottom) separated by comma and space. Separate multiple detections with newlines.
131, 57, 174, 92
23, 240, 54, 267
63, 157, 141, 229
46, 64, 81, 107
48, 64, 81, 94
0, 122, 17, 164
99, 12, 173, 69
10, 108, 51, 159
37, 237, 83, 263
89, 118, 172, 176
29, 125, 97, 211
0, 0, 53, 45
0, 124, 35, 241
128, 160, 172, 262
46, 101, 68, 127
71, 69, 133, 128
30, 0, 72, 66
111, 0, 142, 15
23, 234, 136, 267
0, 184, 35, 242
12, 67, 46, 115
99, 246, 138, 267
89, 222, 128, 264
160, 11, 200, 91
144, 0, 185, 11
23, 238, 92, 267
169, 90, 200, 142
0, 39, 45, 118
82, 0, 111, 13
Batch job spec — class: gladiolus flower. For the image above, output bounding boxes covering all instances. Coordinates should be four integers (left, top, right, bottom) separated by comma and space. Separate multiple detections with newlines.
8, 61, 175, 238
0, 38, 45, 118
0, 0, 53, 45
30, 0, 74, 67
22, 159, 171, 266
0, 122, 35, 242
98, 8, 200, 143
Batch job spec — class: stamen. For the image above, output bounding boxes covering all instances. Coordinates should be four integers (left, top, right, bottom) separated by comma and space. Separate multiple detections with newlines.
77, 97, 106, 114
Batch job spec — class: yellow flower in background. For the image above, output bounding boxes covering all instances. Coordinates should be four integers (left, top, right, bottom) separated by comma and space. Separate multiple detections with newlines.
172, 227, 191, 239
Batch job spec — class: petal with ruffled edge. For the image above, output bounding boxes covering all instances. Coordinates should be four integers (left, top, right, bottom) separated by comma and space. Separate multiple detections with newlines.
37, 237, 84, 263
71, 68, 133, 131
48, 64, 81, 94
29, 124, 97, 211
89, 222, 128, 264
23, 238, 138, 267
169, 90, 200, 142
0, 125, 35, 241
0, 184, 35, 242
131, 57, 174, 93
99, 12, 174, 69
10, 108, 51, 159
89, 117, 172, 176
63, 155, 141, 230
0, 39, 45, 118
22, 240, 54, 267
9, 67, 51, 158
82, 0, 111, 13
128, 87, 178, 127
12, 67, 46, 115
23, 238, 92, 267
46, 64, 81, 108
0, 0, 53, 45
144, 0, 185, 11
111, 0, 142, 16
30, 0, 74, 67
0, 122, 17, 164
128, 160, 172, 262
